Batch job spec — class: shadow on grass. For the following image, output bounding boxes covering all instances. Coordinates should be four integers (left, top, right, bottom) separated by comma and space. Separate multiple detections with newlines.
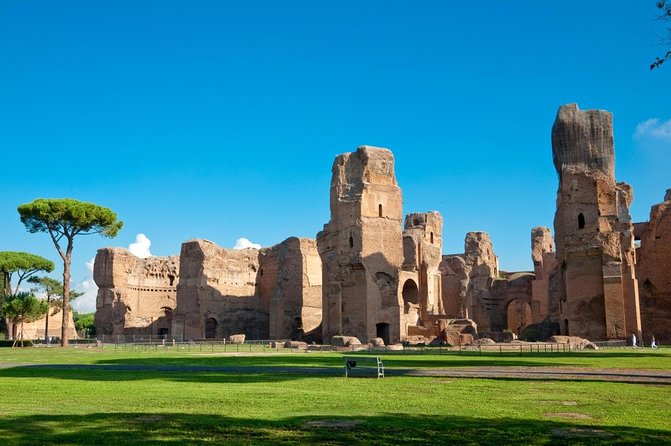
92, 355, 570, 369
0, 365, 669, 386
0, 412, 668, 445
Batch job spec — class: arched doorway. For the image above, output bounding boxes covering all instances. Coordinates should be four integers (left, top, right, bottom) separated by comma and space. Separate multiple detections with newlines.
205, 317, 218, 339
157, 306, 172, 338
506, 299, 532, 336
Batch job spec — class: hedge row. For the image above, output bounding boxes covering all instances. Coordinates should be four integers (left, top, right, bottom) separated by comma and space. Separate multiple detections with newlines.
0, 340, 34, 347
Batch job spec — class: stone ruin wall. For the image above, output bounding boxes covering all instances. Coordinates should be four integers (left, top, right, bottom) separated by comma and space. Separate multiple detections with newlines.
439, 232, 501, 332
173, 239, 264, 340
94, 248, 179, 337
95, 238, 322, 341
438, 229, 561, 340
403, 212, 444, 321
161, 237, 323, 340
636, 190, 671, 343
261, 237, 323, 342
551, 103, 641, 340
530, 226, 559, 323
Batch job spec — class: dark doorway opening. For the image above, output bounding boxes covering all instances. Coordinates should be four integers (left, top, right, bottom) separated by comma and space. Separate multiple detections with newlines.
205, 318, 218, 339
376, 322, 390, 346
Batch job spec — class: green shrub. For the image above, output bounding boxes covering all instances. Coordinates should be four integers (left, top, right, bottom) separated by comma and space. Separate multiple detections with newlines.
0, 339, 33, 347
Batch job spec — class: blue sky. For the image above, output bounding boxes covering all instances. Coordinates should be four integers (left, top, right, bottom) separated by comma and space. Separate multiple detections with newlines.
1, 1, 670, 312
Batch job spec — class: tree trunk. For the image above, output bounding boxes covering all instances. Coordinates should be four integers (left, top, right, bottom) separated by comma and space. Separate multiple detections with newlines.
2, 271, 10, 297
0, 272, 9, 339
61, 240, 73, 348
44, 295, 50, 344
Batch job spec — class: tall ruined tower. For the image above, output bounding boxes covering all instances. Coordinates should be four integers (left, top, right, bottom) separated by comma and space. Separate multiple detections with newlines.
552, 103, 641, 340
317, 146, 404, 344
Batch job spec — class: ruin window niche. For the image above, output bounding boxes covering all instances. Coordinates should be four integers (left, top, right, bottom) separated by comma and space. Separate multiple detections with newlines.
430, 232, 434, 244
349, 233, 354, 248
402, 279, 419, 314
578, 213, 585, 230
379, 204, 383, 217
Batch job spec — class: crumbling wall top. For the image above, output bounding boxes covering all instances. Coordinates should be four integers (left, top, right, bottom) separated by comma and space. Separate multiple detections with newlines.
552, 103, 615, 179
531, 226, 555, 264
331, 145, 397, 197
404, 211, 443, 231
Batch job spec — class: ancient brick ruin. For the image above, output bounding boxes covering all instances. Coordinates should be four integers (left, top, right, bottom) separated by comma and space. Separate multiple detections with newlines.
95, 237, 322, 341
636, 190, 671, 343
317, 147, 443, 344
551, 104, 641, 340
94, 248, 179, 337
94, 104, 669, 344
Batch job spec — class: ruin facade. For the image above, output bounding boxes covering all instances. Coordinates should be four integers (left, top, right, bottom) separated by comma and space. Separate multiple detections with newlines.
439, 231, 555, 339
636, 190, 671, 343
551, 103, 641, 340
94, 248, 179, 337
95, 237, 322, 341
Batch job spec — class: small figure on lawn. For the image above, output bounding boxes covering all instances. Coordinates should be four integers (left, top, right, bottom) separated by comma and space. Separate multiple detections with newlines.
632, 333, 637, 349
651, 335, 658, 349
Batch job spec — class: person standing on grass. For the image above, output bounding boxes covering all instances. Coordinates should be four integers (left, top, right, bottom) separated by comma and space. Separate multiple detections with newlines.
632, 333, 637, 348
651, 335, 658, 349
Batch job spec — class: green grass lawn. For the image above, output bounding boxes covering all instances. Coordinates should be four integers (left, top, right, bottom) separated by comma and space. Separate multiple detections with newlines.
0, 347, 669, 445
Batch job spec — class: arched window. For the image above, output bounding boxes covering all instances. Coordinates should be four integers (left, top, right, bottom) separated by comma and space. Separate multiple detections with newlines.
430, 232, 434, 244
578, 213, 585, 229
349, 233, 354, 248
378, 204, 383, 217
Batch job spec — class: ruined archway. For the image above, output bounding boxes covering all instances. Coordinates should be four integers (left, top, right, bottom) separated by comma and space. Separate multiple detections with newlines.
157, 306, 172, 338
205, 317, 218, 339
506, 299, 532, 336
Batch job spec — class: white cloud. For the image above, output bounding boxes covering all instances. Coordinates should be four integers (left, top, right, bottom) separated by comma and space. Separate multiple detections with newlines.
233, 237, 262, 250
129, 233, 152, 258
71, 257, 97, 314
634, 118, 671, 141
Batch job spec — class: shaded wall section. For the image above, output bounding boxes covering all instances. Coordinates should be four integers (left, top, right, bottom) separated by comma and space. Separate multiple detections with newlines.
94, 248, 179, 337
